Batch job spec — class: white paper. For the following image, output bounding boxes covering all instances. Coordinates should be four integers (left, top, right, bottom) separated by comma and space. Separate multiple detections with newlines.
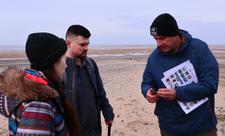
163, 60, 198, 83
177, 97, 208, 114
161, 60, 208, 114
161, 61, 196, 89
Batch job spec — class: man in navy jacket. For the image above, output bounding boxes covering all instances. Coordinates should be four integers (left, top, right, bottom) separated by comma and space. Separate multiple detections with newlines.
141, 13, 218, 135
64, 24, 114, 136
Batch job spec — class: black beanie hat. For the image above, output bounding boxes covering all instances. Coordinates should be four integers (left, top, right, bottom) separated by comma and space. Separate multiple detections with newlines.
150, 13, 179, 36
25, 32, 67, 70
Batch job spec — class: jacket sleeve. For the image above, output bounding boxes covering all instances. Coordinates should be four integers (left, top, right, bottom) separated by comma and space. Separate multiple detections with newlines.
141, 57, 158, 98
16, 101, 55, 135
176, 41, 219, 101
93, 61, 114, 122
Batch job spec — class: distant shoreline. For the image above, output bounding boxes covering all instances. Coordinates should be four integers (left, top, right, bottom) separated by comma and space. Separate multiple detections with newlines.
0, 45, 224, 53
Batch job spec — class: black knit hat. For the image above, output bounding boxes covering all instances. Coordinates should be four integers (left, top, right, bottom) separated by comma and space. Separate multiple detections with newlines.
25, 32, 67, 70
150, 13, 179, 36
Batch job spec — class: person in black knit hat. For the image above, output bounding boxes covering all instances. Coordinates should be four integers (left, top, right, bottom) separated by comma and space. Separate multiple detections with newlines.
150, 13, 179, 36
141, 13, 218, 135
26, 32, 68, 70
0, 32, 81, 136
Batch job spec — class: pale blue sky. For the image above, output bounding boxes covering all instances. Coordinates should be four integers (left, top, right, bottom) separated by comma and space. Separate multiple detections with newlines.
0, 0, 224, 46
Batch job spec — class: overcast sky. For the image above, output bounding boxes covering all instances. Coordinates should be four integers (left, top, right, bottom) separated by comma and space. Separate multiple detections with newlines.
0, 0, 224, 46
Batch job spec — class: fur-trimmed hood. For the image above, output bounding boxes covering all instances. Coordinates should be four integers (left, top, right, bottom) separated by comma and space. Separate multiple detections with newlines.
0, 67, 59, 101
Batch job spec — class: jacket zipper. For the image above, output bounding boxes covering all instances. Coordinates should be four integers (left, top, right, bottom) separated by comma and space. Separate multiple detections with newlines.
207, 100, 214, 120
72, 59, 76, 109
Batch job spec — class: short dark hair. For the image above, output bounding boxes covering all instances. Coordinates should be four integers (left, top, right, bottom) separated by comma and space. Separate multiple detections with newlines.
66, 25, 91, 39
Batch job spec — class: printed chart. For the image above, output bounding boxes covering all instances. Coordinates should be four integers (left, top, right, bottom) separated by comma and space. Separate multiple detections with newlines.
161, 60, 208, 114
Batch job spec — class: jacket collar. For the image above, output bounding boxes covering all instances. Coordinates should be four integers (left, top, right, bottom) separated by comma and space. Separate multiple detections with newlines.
0, 67, 59, 101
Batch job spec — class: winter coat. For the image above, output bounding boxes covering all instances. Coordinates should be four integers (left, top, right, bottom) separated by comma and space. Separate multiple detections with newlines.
141, 29, 219, 135
64, 57, 114, 130
0, 67, 69, 136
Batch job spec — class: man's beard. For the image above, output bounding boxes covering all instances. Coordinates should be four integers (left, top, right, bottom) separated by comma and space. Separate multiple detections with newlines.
78, 51, 87, 60
79, 55, 86, 60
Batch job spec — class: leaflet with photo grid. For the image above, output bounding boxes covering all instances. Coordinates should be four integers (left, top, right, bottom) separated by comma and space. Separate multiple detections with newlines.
161, 60, 208, 114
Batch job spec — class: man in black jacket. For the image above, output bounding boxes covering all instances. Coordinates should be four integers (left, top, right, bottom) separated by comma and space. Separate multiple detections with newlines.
63, 24, 114, 136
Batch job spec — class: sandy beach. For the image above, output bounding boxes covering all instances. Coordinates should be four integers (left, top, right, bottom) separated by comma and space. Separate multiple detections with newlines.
0, 45, 224, 136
